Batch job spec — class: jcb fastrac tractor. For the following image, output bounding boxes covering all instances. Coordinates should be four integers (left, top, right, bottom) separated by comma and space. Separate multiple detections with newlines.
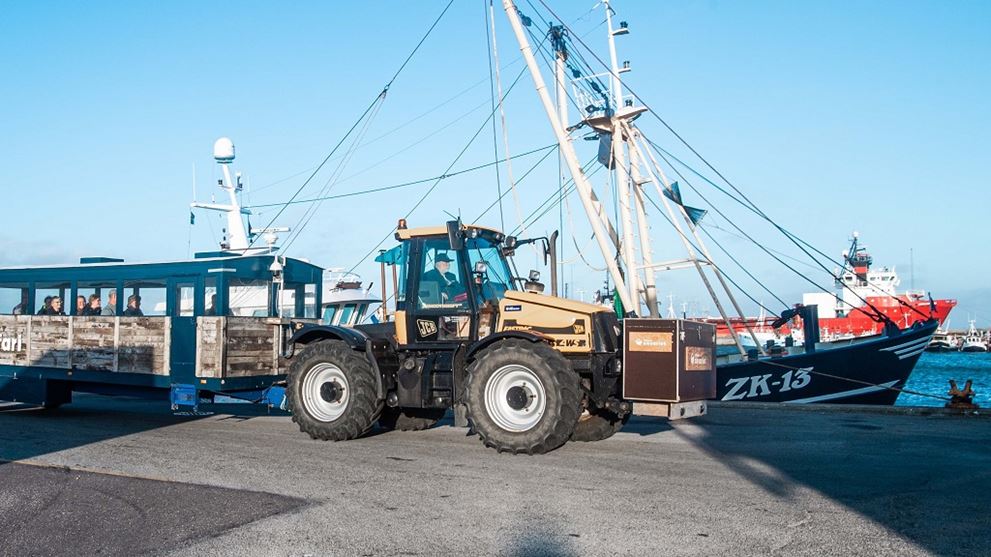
284, 221, 715, 454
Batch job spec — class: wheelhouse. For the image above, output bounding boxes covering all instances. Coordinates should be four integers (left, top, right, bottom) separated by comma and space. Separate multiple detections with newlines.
0, 254, 322, 408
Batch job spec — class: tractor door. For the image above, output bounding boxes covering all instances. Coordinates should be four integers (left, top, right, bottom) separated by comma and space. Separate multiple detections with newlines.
404, 237, 476, 346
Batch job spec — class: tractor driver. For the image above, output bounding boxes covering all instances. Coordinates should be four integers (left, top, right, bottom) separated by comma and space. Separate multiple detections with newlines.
422, 252, 464, 303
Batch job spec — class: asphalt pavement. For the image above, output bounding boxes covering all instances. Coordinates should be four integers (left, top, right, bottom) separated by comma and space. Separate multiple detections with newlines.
0, 395, 988, 556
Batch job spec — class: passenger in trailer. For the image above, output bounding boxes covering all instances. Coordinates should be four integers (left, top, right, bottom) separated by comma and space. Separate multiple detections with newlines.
37, 296, 53, 315
12, 291, 28, 315
83, 294, 102, 316
40, 296, 65, 316
101, 291, 117, 316
123, 294, 144, 317
75, 296, 86, 315
205, 294, 218, 316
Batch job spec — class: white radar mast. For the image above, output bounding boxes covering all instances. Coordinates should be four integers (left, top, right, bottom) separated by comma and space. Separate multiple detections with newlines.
190, 137, 289, 255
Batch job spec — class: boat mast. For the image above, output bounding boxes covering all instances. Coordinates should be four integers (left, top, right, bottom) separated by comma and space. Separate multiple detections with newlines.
190, 137, 286, 255
551, 24, 568, 299
502, 0, 635, 312
192, 137, 251, 250
603, 0, 640, 313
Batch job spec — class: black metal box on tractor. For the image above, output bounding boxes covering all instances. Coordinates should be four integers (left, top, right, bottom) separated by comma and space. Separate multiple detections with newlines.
622, 319, 716, 418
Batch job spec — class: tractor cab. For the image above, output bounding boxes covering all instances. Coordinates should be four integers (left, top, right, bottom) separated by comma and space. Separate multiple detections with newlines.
386, 220, 520, 347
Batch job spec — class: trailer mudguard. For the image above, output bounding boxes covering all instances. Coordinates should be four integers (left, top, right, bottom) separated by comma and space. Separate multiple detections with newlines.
287, 323, 369, 352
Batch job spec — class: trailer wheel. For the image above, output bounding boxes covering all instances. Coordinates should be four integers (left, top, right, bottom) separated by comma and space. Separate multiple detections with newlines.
465, 339, 581, 454
286, 340, 382, 441
570, 407, 631, 442
378, 407, 447, 431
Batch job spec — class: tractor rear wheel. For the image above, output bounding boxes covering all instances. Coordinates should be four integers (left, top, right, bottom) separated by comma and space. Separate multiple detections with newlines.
378, 407, 447, 431
571, 407, 631, 442
464, 339, 581, 454
286, 340, 382, 441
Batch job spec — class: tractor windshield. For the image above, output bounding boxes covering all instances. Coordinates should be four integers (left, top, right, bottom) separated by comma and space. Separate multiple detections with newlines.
466, 237, 514, 304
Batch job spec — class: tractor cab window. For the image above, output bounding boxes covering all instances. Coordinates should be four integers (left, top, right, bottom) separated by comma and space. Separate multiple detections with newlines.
411, 239, 471, 342
466, 237, 514, 305
416, 240, 467, 310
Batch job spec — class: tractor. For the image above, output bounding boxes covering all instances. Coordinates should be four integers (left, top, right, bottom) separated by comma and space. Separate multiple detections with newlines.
284, 220, 715, 454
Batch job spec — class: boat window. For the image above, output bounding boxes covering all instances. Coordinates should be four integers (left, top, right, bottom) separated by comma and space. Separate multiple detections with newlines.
339, 304, 356, 325
228, 278, 271, 317
303, 283, 318, 318
277, 287, 297, 318
35, 282, 70, 315
125, 280, 166, 317
322, 305, 339, 325
175, 283, 195, 317
204, 278, 218, 316
0, 284, 29, 315
356, 303, 367, 323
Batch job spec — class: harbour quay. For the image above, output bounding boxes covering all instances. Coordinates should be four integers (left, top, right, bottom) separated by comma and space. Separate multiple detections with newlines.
1, 394, 987, 556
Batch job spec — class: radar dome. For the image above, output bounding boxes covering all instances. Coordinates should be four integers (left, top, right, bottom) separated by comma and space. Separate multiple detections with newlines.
213, 137, 235, 162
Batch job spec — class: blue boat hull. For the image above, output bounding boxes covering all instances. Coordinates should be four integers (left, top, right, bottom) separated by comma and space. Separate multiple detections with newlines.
716, 320, 938, 405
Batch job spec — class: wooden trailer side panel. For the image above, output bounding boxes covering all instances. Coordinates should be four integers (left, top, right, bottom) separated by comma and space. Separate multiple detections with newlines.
195, 317, 296, 379
0, 315, 169, 375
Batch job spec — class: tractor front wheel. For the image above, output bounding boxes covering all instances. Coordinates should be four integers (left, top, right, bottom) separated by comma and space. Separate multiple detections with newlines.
465, 339, 581, 454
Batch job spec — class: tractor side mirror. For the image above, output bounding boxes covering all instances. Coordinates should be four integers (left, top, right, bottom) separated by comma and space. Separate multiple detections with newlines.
446, 220, 464, 250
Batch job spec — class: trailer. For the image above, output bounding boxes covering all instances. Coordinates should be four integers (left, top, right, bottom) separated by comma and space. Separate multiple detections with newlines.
0, 254, 322, 410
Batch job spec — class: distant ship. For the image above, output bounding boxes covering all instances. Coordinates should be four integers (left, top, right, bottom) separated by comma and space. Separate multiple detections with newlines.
715, 233, 955, 344
960, 320, 989, 353
926, 326, 959, 352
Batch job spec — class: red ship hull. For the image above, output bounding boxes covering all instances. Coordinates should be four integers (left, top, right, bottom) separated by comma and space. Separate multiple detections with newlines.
714, 296, 956, 340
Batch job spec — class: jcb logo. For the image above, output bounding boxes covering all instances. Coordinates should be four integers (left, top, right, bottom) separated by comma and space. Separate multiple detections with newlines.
417, 319, 438, 338
573, 323, 585, 334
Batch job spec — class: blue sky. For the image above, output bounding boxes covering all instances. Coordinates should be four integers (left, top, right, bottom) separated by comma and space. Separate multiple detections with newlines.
1, 1, 988, 326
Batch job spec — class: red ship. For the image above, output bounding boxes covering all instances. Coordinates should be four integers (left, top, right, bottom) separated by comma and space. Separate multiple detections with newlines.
716, 234, 955, 344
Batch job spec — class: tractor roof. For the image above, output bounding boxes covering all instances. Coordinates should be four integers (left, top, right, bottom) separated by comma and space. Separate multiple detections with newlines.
395, 223, 505, 241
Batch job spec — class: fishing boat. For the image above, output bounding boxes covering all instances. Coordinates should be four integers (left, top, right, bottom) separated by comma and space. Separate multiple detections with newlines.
926, 325, 959, 352
493, 0, 937, 405
960, 320, 988, 352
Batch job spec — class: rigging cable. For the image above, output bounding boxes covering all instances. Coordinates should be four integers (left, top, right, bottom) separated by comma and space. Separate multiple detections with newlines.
245, 145, 556, 210
472, 146, 562, 223
246, 0, 455, 251
345, 31, 554, 275
488, 0, 526, 235
534, 0, 929, 323
484, 0, 507, 231
646, 136, 930, 322
647, 139, 933, 322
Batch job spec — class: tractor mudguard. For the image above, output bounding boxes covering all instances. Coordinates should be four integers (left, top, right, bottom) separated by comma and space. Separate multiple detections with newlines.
466, 330, 552, 360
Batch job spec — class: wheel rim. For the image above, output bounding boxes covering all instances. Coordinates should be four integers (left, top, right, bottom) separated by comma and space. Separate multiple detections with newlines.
483, 364, 547, 432
301, 363, 349, 422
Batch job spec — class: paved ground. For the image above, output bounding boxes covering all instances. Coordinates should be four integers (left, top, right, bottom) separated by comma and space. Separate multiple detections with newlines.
0, 395, 988, 556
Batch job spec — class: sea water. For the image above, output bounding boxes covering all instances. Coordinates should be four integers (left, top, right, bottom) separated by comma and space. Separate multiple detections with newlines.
896, 352, 991, 407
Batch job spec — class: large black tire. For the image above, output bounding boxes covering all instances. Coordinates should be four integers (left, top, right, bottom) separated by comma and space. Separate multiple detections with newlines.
464, 339, 582, 455
286, 340, 382, 441
571, 407, 631, 442
378, 407, 447, 431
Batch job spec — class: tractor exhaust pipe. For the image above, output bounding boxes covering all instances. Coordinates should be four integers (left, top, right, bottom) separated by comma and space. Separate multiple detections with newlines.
549, 230, 559, 297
